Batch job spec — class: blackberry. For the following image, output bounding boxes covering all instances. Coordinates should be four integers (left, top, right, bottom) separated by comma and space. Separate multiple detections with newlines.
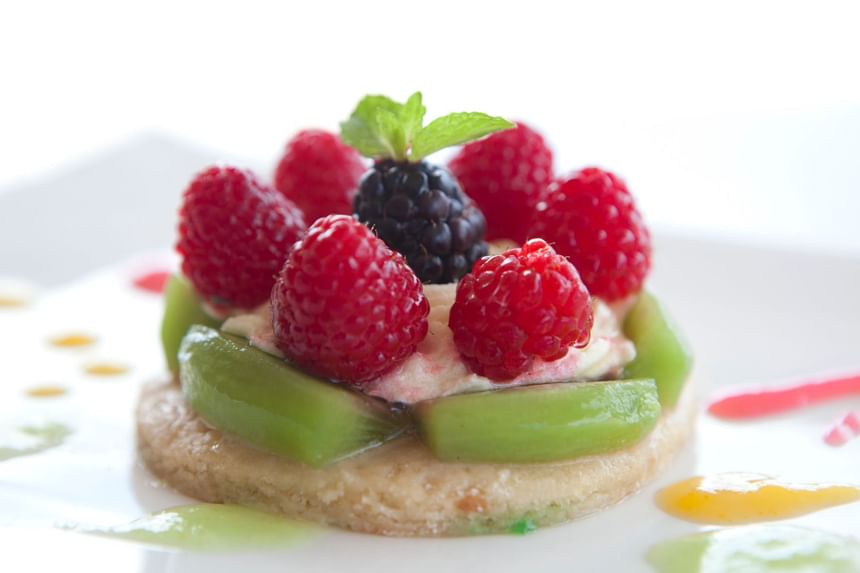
339, 91, 513, 282
354, 161, 488, 283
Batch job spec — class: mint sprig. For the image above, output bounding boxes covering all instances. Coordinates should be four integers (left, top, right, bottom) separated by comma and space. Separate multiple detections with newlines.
340, 92, 513, 162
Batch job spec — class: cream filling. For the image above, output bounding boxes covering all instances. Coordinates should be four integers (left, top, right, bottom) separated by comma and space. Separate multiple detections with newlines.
222, 284, 636, 405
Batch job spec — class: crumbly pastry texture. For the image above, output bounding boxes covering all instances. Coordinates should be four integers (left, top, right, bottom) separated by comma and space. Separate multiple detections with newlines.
137, 377, 695, 537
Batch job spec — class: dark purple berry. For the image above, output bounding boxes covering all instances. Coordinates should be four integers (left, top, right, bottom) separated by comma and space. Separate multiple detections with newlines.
354, 161, 488, 283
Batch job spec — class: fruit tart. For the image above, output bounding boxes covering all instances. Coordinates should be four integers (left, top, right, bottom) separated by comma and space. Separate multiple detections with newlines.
137, 93, 695, 536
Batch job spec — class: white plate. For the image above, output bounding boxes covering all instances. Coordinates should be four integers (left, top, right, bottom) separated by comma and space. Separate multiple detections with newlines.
1, 236, 859, 573
1, 136, 859, 572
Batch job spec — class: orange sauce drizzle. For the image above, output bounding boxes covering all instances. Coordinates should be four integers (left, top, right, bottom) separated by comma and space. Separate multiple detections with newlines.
656, 473, 860, 525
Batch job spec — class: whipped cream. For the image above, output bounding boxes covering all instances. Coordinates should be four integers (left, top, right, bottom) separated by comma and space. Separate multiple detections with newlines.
223, 284, 636, 404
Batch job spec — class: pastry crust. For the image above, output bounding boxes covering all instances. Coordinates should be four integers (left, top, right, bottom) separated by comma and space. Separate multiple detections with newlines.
136, 377, 695, 536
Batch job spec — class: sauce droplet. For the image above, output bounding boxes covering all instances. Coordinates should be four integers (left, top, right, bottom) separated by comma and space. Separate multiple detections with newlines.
708, 373, 860, 420
132, 270, 170, 294
646, 525, 860, 573
824, 412, 860, 447
50, 333, 96, 348
80, 504, 313, 550
0, 423, 72, 461
656, 473, 860, 525
0, 295, 28, 308
84, 363, 129, 376
26, 385, 68, 398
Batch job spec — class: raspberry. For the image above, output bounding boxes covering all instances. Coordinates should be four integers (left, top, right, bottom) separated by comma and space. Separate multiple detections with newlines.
449, 122, 553, 243
528, 167, 651, 301
353, 160, 489, 284
273, 129, 365, 224
177, 166, 306, 309
449, 239, 593, 381
271, 215, 429, 385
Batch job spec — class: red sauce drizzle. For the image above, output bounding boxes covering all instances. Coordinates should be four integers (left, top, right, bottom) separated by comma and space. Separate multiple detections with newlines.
707, 373, 860, 420
132, 270, 170, 294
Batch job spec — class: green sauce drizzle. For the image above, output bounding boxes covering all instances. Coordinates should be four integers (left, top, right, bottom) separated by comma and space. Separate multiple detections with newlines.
82, 504, 315, 551
647, 525, 860, 573
0, 423, 71, 461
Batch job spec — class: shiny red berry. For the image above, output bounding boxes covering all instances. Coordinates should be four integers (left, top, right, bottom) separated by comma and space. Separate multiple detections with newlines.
449, 239, 593, 381
177, 166, 306, 309
271, 215, 429, 384
528, 167, 651, 301
449, 122, 553, 243
274, 130, 365, 224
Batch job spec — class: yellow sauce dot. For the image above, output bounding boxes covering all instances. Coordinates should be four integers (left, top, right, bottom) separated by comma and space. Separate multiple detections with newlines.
0, 296, 28, 308
26, 385, 68, 398
656, 473, 860, 525
50, 333, 97, 348
84, 363, 129, 376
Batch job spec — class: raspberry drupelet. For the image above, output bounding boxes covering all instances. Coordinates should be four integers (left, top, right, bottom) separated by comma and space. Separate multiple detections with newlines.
449, 239, 594, 381
271, 215, 430, 385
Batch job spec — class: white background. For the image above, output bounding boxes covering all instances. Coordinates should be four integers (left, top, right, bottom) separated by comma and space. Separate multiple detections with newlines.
1, 0, 859, 258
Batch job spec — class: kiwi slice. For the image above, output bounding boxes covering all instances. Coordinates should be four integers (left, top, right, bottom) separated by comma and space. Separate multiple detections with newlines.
623, 292, 693, 407
160, 274, 220, 372
178, 326, 410, 467
415, 379, 661, 463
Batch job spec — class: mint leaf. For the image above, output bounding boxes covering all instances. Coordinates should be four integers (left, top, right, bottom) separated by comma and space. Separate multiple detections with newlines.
411, 112, 514, 160
341, 93, 513, 161
340, 115, 390, 157
401, 92, 425, 148
374, 107, 406, 160
340, 95, 405, 158
354, 95, 403, 122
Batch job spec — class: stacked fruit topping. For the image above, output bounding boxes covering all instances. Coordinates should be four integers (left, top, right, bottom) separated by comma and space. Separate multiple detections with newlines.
449, 122, 553, 243
271, 215, 429, 384
449, 239, 594, 380
273, 129, 366, 222
161, 91, 694, 468
177, 166, 306, 309
342, 92, 513, 283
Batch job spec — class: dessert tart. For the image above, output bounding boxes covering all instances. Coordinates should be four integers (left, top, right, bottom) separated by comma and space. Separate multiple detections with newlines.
137, 93, 694, 536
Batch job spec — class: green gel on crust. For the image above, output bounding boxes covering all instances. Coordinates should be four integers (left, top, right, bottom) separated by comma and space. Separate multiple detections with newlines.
83, 504, 314, 551
509, 519, 537, 535
646, 525, 860, 573
0, 423, 71, 461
